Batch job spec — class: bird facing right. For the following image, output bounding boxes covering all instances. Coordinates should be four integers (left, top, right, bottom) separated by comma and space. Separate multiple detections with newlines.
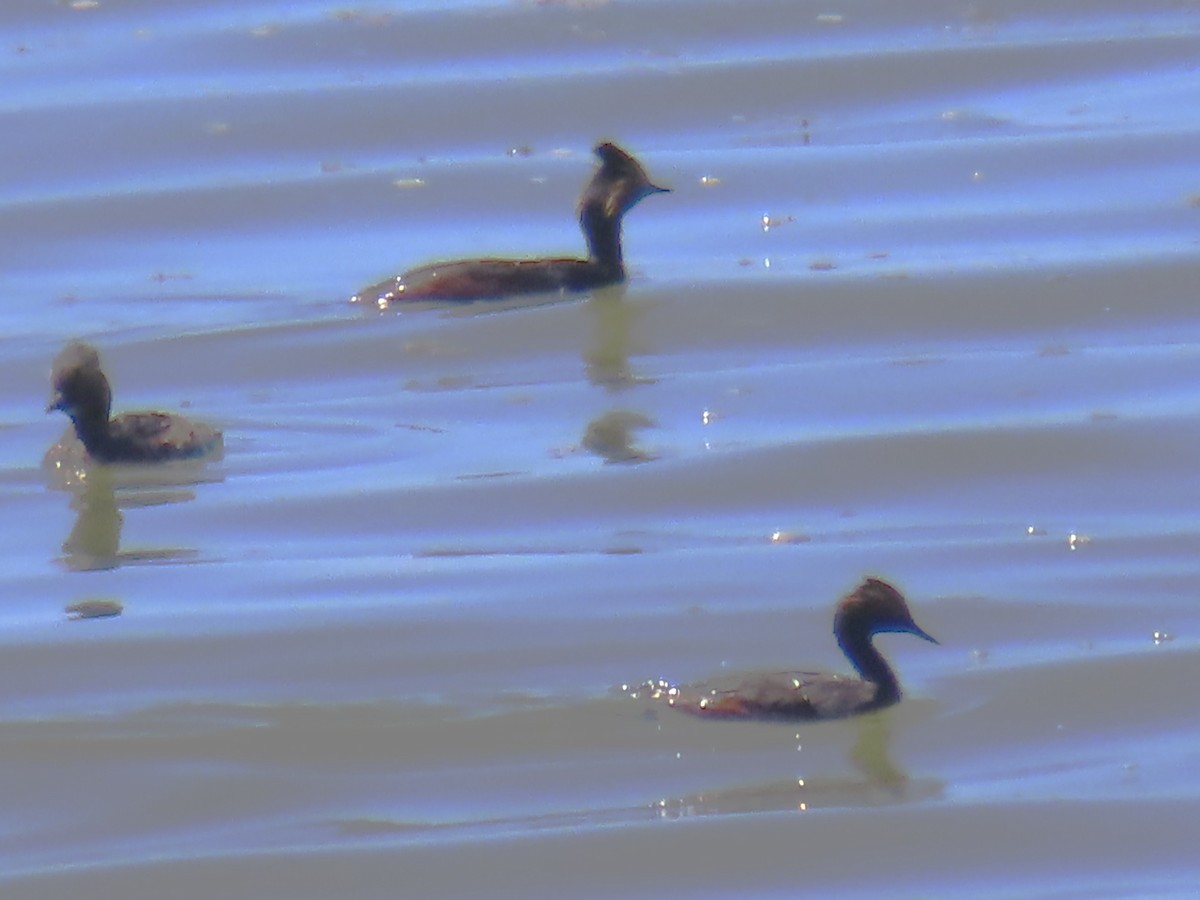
667, 577, 938, 722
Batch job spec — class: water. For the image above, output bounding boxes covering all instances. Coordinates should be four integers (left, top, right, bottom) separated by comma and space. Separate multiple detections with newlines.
2, 1, 1200, 896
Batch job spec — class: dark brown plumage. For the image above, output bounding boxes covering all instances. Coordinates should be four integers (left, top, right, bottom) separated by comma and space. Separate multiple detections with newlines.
352, 142, 669, 308
671, 578, 938, 722
47, 342, 222, 464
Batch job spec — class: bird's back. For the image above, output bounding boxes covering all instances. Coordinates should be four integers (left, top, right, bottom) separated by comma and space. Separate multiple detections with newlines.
356, 257, 612, 306
672, 670, 882, 721
102, 411, 223, 463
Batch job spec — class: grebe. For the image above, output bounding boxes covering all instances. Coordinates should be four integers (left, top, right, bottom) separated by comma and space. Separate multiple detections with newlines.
671, 578, 937, 721
46, 341, 222, 464
352, 141, 669, 308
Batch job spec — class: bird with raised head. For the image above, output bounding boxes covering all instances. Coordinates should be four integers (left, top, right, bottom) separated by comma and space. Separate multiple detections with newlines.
352, 141, 670, 308
669, 578, 938, 721
46, 341, 222, 464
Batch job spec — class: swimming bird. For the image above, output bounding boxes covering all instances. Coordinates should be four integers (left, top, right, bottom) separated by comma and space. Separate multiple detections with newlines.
670, 578, 937, 721
352, 141, 669, 308
46, 341, 223, 464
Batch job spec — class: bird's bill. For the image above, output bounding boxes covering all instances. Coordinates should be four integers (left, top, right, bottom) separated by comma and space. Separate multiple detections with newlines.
911, 624, 939, 645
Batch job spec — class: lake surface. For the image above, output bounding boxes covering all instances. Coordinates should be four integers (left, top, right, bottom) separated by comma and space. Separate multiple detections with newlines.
2, 0, 1200, 896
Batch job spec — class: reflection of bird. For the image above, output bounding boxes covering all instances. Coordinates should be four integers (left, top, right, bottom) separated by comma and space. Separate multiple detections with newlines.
584, 288, 652, 391
672, 578, 938, 721
581, 410, 656, 464
61, 468, 122, 571
47, 342, 222, 464
353, 142, 669, 307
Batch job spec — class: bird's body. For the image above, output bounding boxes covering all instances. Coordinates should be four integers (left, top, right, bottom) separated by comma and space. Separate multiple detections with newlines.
378, 256, 614, 303
680, 670, 883, 721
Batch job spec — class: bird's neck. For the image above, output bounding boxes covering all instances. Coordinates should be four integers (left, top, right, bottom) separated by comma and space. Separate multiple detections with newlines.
70, 407, 114, 459
838, 630, 901, 705
580, 204, 625, 277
